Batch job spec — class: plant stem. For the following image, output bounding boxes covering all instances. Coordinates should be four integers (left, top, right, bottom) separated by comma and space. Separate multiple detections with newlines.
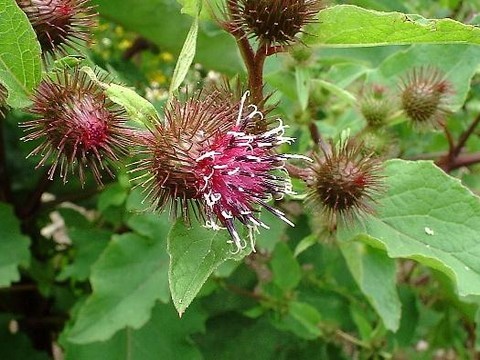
437, 113, 480, 172
335, 329, 370, 349
226, 0, 255, 73
453, 112, 480, 158
250, 45, 268, 104
225, 0, 266, 104
285, 163, 310, 180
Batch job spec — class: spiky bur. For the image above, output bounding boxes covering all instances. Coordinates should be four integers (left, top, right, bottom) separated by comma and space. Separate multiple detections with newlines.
21, 68, 131, 185
204, 78, 274, 133
306, 137, 383, 225
400, 67, 452, 128
131, 91, 307, 253
225, 0, 324, 47
16, 0, 96, 56
359, 85, 394, 128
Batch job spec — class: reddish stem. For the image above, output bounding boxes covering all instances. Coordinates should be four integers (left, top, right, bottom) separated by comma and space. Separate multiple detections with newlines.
437, 113, 480, 172
452, 112, 480, 158
249, 44, 268, 104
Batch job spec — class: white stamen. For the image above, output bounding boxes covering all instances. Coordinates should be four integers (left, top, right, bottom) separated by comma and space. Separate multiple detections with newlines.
222, 210, 233, 219
196, 151, 219, 162
237, 91, 250, 126
248, 226, 256, 253
282, 153, 314, 162
247, 104, 264, 121
227, 167, 240, 175
204, 191, 221, 207
205, 219, 222, 230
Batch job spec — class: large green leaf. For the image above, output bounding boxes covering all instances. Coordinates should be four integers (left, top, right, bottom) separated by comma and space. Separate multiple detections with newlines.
168, 219, 251, 316
63, 302, 206, 360
67, 233, 170, 343
339, 160, 480, 298
305, 5, 480, 47
339, 242, 401, 332
56, 229, 112, 282
91, 0, 242, 74
0, 203, 30, 287
0, 0, 42, 108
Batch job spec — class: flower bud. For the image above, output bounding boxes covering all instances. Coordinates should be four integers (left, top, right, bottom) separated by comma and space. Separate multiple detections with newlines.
400, 67, 451, 128
228, 0, 324, 46
22, 68, 131, 184
306, 137, 383, 224
131, 90, 304, 253
359, 85, 393, 128
16, 0, 96, 56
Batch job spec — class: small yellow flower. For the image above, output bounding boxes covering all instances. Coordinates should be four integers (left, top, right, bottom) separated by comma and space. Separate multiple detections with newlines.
119, 39, 133, 50
160, 52, 174, 63
114, 26, 125, 36
149, 71, 167, 85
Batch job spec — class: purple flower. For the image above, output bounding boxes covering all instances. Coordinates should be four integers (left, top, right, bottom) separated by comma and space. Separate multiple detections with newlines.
132, 91, 307, 252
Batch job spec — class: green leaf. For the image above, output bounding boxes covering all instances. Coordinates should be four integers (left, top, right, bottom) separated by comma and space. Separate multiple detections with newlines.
255, 209, 288, 252
57, 229, 112, 282
97, 183, 129, 213
311, 79, 357, 104
0, 203, 30, 287
338, 159, 480, 298
91, 0, 243, 75
105, 84, 160, 127
339, 241, 401, 331
82, 67, 159, 128
63, 302, 206, 360
0, 0, 42, 108
287, 301, 323, 339
295, 66, 310, 111
168, 219, 251, 316
270, 242, 301, 292
67, 233, 169, 343
169, 8, 199, 96
294, 234, 317, 257
305, 5, 480, 47
126, 212, 171, 241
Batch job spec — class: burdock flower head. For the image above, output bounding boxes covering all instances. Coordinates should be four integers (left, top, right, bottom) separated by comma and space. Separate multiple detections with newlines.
16, 0, 96, 56
225, 0, 324, 46
306, 135, 383, 225
400, 67, 452, 128
132, 90, 305, 252
22, 67, 131, 184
